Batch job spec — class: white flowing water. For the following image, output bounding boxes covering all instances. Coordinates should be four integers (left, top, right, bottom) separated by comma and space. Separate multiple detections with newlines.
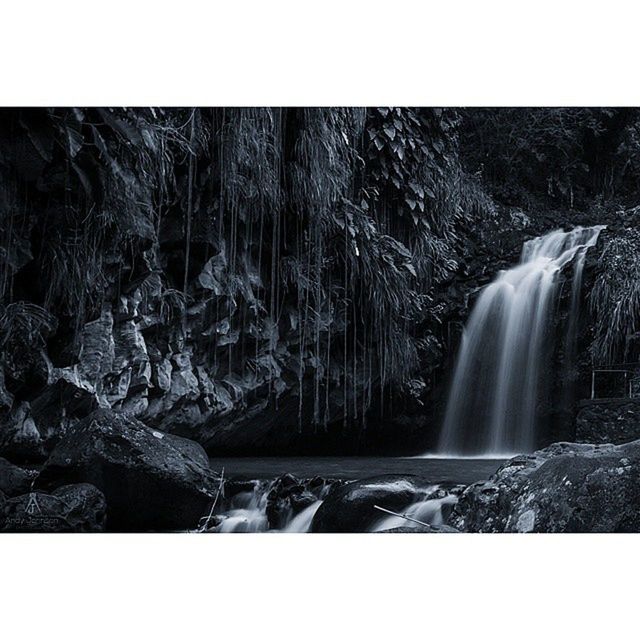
281, 501, 323, 532
216, 483, 270, 533
369, 489, 458, 532
437, 225, 605, 457
215, 481, 330, 533
216, 480, 458, 533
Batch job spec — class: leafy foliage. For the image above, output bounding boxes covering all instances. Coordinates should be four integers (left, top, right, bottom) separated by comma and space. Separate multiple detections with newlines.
461, 108, 640, 206
0, 106, 534, 435
590, 228, 640, 364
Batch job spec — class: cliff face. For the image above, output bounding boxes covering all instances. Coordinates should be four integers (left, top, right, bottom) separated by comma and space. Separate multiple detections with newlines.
0, 107, 486, 459
0, 108, 638, 460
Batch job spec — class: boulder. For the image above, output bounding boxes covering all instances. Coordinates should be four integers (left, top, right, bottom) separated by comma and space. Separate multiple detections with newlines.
0, 379, 99, 463
376, 524, 459, 533
0, 483, 106, 532
310, 475, 433, 533
450, 441, 640, 532
265, 474, 321, 529
37, 409, 220, 531
0, 457, 37, 497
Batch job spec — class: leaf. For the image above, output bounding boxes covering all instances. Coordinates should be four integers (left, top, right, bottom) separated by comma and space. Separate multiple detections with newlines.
71, 161, 92, 197
65, 126, 84, 158
404, 263, 417, 277
97, 108, 144, 146
410, 182, 424, 199
383, 125, 396, 140
20, 116, 54, 163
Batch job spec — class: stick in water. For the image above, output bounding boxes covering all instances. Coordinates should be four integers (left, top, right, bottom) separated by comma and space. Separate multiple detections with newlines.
373, 505, 431, 528
197, 467, 225, 532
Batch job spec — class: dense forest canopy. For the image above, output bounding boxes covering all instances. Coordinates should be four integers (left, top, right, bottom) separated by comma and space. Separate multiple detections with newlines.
1, 107, 639, 455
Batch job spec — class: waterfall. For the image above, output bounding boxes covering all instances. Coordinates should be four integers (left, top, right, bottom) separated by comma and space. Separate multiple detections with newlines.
369, 488, 458, 532
281, 501, 323, 532
216, 482, 271, 532
437, 225, 605, 457
214, 480, 331, 533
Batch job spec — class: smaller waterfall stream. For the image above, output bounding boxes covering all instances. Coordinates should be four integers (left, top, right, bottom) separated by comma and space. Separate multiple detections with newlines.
438, 225, 604, 457
216, 484, 270, 533
213, 479, 457, 532
214, 480, 331, 533
369, 489, 458, 532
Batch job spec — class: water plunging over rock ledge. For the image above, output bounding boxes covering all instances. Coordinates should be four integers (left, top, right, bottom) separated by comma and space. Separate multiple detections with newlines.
437, 226, 605, 457
211, 474, 464, 533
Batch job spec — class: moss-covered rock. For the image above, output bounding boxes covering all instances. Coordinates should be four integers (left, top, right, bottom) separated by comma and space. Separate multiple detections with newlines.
450, 441, 640, 532
37, 409, 219, 531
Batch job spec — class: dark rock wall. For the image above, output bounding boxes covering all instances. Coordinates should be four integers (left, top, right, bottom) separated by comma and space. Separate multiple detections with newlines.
0, 107, 492, 458
575, 399, 640, 445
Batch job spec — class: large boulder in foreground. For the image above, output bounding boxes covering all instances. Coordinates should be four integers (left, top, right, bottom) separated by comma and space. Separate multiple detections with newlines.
311, 475, 436, 533
37, 409, 219, 531
0, 457, 37, 497
450, 441, 640, 532
0, 483, 106, 532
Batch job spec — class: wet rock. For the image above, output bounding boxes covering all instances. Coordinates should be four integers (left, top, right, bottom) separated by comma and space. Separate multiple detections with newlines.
198, 250, 227, 295
0, 457, 37, 497
153, 357, 173, 393
575, 399, 640, 445
311, 475, 431, 533
0, 483, 106, 532
224, 479, 261, 499
0, 377, 99, 464
0, 401, 46, 462
76, 309, 116, 392
44, 309, 115, 413
108, 309, 151, 411
50, 306, 153, 419
37, 409, 219, 531
450, 440, 640, 532
0, 369, 13, 410
376, 524, 460, 533
30, 378, 98, 442
266, 474, 317, 529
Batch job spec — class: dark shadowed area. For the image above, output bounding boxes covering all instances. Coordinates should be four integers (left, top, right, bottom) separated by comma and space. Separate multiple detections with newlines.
208, 456, 504, 482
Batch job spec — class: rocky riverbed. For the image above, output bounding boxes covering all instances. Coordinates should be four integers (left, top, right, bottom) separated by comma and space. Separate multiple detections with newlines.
2, 408, 640, 533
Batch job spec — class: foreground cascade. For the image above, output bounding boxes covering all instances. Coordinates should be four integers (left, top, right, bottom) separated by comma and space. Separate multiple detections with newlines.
438, 225, 605, 456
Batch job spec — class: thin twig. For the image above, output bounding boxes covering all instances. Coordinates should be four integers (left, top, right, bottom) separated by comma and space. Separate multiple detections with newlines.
196, 467, 225, 532
373, 504, 431, 528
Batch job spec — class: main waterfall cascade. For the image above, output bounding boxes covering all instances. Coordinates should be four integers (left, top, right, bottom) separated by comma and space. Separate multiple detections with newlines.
437, 225, 605, 457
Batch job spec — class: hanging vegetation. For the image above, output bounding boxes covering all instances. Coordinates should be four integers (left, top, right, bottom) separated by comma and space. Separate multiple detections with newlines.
590, 228, 640, 364
3, 106, 640, 456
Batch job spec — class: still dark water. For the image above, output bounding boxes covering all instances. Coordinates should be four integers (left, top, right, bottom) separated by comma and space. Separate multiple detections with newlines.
208, 456, 505, 484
